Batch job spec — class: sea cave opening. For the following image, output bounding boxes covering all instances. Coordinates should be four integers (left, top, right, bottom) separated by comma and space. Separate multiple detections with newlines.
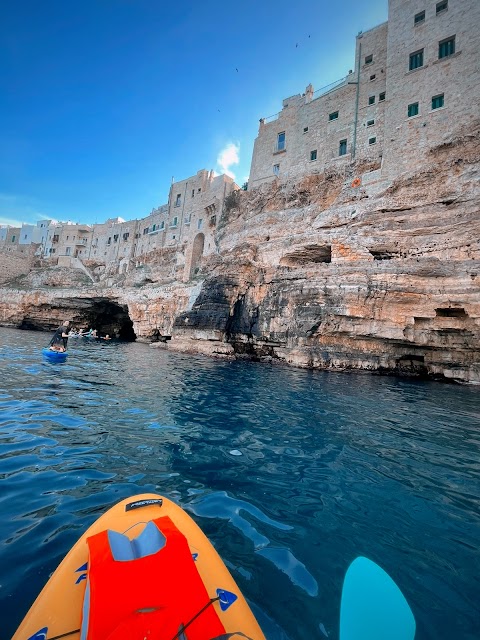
82, 299, 136, 340
19, 297, 136, 341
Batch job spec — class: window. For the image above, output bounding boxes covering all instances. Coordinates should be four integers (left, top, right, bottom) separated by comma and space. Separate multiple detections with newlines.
379, 92, 386, 101
107, 237, 111, 245
197, 219, 203, 230
414, 10, 425, 24
24, 234, 27, 239
192, 189, 195, 197
175, 194, 181, 207
368, 95, 375, 105
66, 235, 69, 240
436, 0, 448, 14
367, 119, 375, 127
370, 74, 376, 81
439, 36, 455, 58
339, 139, 347, 156
66, 247, 71, 255
143, 227, 149, 235
11, 235, 16, 242
171, 216, 178, 227
159, 221, 165, 230
113, 234, 119, 242
432, 94, 444, 109
408, 102, 419, 117
273, 163, 280, 176
409, 49, 424, 70
277, 131, 285, 151
310, 150, 317, 161
303, 126, 309, 133
329, 111, 339, 121
369, 137, 377, 145
365, 54, 373, 64
198, 188, 201, 192
123, 232, 129, 241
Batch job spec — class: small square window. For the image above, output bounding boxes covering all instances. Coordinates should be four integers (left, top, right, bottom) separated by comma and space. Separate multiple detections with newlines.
273, 163, 280, 176
339, 139, 347, 156
329, 111, 339, 121
432, 93, 444, 110
379, 92, 386, 101
370, 74, 376, 81
369, 137, 377, 145
439, 36, 455, 59
198, 188, 201, 192
408, 102, 419, 117
368, 95, 375, 105
436, 0, 448, 14
367, 119, 375, 127
365, 54, 373, 64
409, 49, 424, 70
303, 126, 309, 133
414, 10, 425, 24
310, 150, 317, 161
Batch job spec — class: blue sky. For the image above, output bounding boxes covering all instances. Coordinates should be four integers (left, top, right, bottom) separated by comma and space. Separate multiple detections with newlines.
0, 0, 387, 226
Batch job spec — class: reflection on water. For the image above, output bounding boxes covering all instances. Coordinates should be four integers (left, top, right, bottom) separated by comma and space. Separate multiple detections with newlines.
0, 327, 480, 639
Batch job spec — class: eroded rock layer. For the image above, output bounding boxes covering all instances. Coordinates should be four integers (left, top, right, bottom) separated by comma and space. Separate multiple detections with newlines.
1, 124, 479, 382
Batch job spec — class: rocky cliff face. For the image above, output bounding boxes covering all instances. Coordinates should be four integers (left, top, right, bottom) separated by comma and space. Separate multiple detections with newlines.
1, 124, 479, 382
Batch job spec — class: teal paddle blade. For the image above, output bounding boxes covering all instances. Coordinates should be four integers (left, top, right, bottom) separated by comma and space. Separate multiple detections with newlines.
340, 556, 415, 640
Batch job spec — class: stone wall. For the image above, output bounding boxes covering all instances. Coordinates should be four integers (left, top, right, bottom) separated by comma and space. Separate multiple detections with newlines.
383, 0, 480, 176
0, 248, 35, 285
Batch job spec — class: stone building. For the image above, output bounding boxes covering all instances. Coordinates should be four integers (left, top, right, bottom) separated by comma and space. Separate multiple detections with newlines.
0, 226, 20, 248
43, 222, 92, 259
133, 206, 169, 259
162, 170, 238, 280
34, 169, 238, 280
248, 0, 479, 188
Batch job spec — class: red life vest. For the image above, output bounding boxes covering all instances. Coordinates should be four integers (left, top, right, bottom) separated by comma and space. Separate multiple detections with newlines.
85, 516, 226, 639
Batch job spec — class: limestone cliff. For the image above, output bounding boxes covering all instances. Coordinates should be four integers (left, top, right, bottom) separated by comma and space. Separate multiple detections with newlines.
1, 124, 479, 382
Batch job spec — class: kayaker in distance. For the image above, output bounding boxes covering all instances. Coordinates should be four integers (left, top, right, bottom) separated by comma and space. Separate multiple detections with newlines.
48, 320, 70, 352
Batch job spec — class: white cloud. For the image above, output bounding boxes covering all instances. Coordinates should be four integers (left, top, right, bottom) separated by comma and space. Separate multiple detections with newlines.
216, 143, 240, 180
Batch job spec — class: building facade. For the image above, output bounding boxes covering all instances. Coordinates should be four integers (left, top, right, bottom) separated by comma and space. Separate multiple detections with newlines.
248, 0, 479, 187
30, 169, 238, 281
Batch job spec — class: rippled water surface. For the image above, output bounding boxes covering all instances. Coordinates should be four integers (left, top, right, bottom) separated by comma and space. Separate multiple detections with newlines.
1, 327, 479, 639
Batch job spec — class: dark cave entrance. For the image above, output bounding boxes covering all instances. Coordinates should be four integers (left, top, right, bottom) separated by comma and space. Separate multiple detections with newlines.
19, 297, 136, 341
82, 299, 136, 340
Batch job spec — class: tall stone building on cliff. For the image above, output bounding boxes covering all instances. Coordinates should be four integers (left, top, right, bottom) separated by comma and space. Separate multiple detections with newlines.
248, 0, 480, 188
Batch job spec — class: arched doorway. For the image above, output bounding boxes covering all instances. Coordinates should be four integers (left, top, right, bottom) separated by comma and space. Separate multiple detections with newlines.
189, 233, 205, 279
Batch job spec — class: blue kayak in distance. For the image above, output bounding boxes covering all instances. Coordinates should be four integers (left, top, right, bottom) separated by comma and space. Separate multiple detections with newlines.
42, 348, 68, 362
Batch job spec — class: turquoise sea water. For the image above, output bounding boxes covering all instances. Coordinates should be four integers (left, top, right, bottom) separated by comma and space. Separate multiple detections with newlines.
0, 327, 479, 639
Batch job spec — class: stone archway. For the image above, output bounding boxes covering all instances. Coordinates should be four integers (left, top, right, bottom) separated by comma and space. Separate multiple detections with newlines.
189, 233, 205, 279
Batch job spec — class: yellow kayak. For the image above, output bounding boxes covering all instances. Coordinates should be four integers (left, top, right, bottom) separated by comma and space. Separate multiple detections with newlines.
14, 493, 265, 640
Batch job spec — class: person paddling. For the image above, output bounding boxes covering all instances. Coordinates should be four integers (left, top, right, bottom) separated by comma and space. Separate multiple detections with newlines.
48, 320, 70, 352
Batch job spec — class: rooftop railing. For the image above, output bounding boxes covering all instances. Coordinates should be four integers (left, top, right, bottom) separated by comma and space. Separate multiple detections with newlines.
262, 76, 347, 123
